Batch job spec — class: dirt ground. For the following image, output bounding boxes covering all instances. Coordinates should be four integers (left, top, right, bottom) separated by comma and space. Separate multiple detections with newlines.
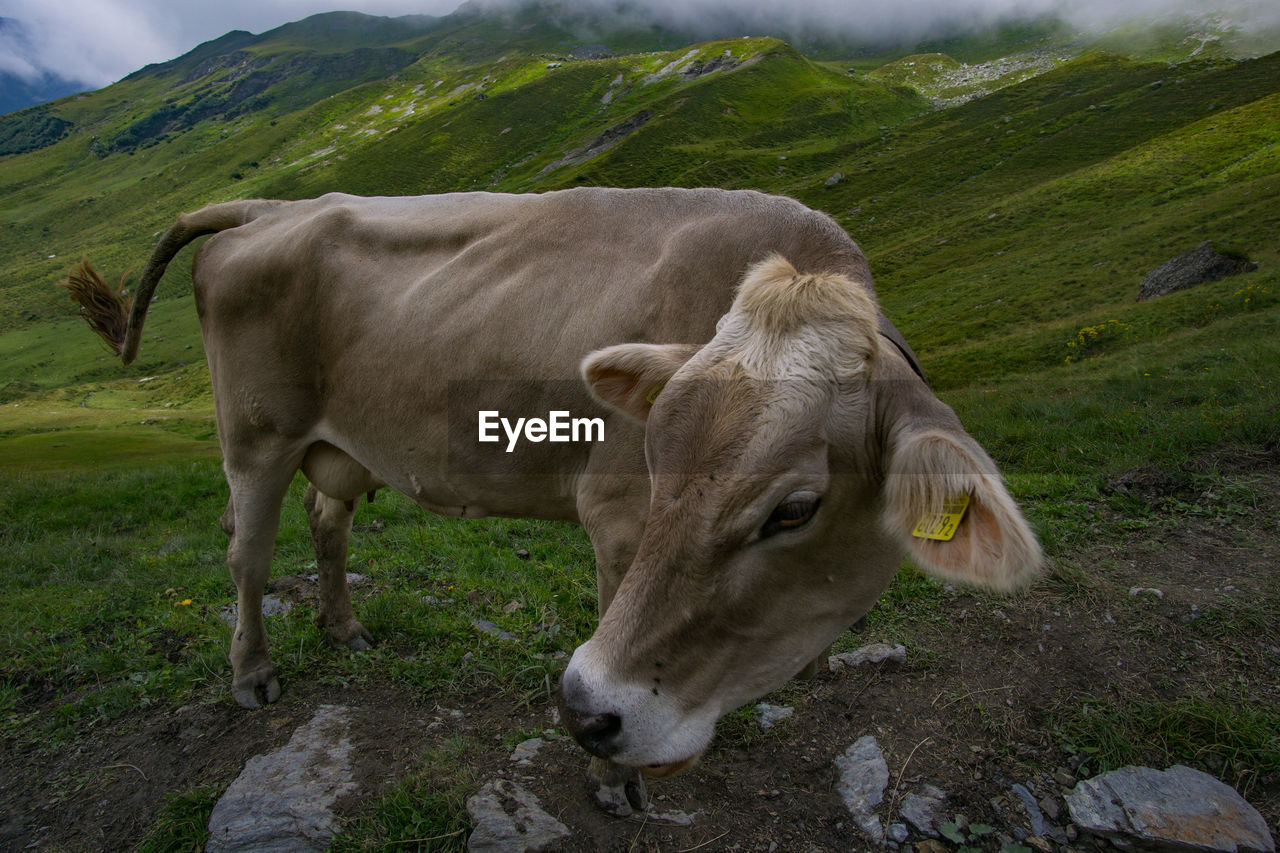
3, 455, 1277, 852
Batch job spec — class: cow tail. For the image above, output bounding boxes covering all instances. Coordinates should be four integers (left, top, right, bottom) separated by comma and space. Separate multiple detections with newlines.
59, 199, 284, 365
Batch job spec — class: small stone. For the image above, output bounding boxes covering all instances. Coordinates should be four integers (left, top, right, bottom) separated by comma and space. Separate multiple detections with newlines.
900, 784, 947, 837
1128, 586, 1164, 599
825, 172, 845, 187
1066, 765, 1274, 853
888, 822, 910, 843
643, 808, 699, 826
835, 736, 888, 842
1011, 783, 1048, 837
828, 643, 907, 672
754, 703, 794, 730
509, 737, 543, 764
916, 840, 949, 853
1039, 795, 1060, 821
473, 620, 516, 641
466, 779, 569, 852
514, 548, 530, 559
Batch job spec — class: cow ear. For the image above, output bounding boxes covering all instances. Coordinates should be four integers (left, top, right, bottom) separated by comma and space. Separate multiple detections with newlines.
882, 428, 1043, 592
582, 343, 701, 423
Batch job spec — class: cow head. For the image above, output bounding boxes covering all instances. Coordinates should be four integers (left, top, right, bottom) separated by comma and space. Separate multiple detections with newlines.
559, 255, 1041, 773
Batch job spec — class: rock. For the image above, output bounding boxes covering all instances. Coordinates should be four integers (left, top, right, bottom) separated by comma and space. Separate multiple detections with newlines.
1129, 586, 1165, 599
570, 44, 612, 59
473, 619, 516, 641
888, 822, 910, 843
825, 172, 845, 187
219, 595, 292, 627
1066, 765, 1275, 853
828, 643, 907, 672
916, 840, 949, 853
835, 735, 889, 842
466, 779, 570, 853
509, 738, 543, 764
900, 784, 948, 837
1137, 241, 1258, 301
643, 808, 699, 826
1011, 783, 1048, 837
754, 703, 794, 730
206, 705, 356, 853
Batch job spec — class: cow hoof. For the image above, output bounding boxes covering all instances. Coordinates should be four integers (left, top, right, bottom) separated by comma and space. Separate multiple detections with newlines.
324, 620, 374, 652
232, 672, 281, 709
587, 758, 647, 817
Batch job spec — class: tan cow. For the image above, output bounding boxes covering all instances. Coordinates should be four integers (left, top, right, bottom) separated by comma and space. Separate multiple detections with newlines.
64, 188, 1040, 814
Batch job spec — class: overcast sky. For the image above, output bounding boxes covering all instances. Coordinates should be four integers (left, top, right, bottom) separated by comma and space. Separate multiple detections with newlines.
1, 0, 1275, 89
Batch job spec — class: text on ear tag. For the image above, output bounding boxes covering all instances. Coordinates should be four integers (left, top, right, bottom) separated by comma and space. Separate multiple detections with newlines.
912, 493, 971, 541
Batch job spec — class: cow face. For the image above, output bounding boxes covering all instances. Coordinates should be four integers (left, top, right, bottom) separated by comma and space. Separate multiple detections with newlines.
559, 256, 1041, 773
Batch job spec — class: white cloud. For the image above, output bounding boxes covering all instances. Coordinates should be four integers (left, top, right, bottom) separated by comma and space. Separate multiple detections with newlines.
1, 0, 1276, 90
0, 0, 461, 87
0, 0, 175, 87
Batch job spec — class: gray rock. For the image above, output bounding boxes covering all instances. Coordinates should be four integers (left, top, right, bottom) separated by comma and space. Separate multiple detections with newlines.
473, 619, 516, 641
643, 808, 699, 826
835, 735, 888, 842
219, 595, 292, 627
206, 705, 356, 853
901, 783, 948, 837
466, 779, 570, 852
754, 703, 794, 730
888, 822, 911, 843
825, 171, 845, 187
1066, 765, 1275, 853
828, 643, 907, 672
1011, 783, 1048, 837
1138, 241, 1258, 301
509, 738, 543, 764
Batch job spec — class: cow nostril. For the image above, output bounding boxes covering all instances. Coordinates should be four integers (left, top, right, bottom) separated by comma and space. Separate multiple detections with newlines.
571, 712, 622, 758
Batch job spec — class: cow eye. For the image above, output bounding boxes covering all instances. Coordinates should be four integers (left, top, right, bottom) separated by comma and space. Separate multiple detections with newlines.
761, 492, 821, 539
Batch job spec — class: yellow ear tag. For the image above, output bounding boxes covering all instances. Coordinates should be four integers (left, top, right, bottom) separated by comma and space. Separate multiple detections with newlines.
912, 494, 971, 542
645, 383, 664, 405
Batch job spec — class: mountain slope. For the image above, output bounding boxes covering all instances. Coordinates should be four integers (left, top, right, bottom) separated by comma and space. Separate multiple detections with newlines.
0, 6, 1276, 424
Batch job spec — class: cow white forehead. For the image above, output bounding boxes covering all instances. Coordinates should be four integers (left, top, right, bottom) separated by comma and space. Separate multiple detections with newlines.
702, 254, 881, 381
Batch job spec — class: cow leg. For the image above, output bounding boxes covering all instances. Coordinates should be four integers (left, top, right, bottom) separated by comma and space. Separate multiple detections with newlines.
796, 644, 833, 680
587, 757, 648, 817
223, 459, 296, 710
303, 483, 373, 651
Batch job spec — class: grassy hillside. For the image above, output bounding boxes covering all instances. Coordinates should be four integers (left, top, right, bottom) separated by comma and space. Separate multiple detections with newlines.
1, 6, 1278, 849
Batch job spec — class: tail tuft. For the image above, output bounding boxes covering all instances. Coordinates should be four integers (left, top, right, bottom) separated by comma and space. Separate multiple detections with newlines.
58, 257, 132, 357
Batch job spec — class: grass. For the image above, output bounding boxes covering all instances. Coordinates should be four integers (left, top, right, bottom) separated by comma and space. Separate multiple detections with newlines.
1054, 697, 1280, 795
134, 786, 223, 853
330, 739, 476, 852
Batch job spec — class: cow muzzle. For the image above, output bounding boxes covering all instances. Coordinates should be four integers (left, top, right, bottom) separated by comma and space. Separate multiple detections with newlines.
558, 643, 715, 771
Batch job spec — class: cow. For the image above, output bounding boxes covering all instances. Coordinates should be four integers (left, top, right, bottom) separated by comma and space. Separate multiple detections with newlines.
63, 187, 1041, 814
